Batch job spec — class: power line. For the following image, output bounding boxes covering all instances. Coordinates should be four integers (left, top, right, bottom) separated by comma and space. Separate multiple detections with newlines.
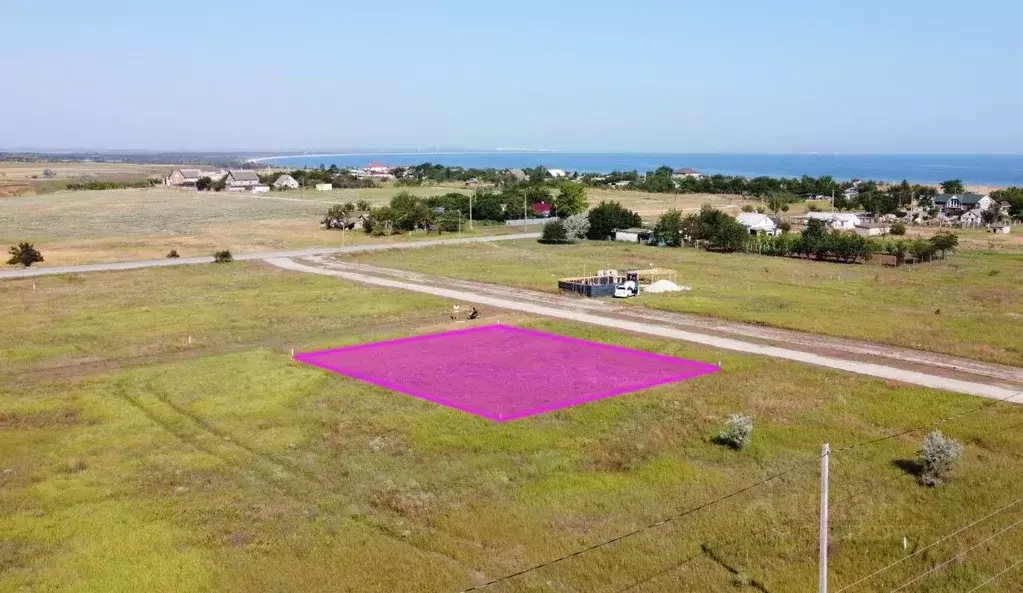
835, 495, 1023, 592
606, 389, 1023, 593
456, 389, 1021, 592
455, 462, 809, 592
888, 516, 1023, 593
964, 557, 1023, 593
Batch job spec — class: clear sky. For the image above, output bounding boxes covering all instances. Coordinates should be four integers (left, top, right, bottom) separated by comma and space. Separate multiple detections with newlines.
4, 0, 1022, 153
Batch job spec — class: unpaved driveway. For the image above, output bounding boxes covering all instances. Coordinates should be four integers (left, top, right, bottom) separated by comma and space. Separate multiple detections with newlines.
265, 256, 1021, 402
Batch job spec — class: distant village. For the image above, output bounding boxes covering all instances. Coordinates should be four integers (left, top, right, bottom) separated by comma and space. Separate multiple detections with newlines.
162, 163, 1014, 237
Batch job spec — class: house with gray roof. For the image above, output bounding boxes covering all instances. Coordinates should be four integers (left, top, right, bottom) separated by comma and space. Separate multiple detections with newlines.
225, 170, 260, 191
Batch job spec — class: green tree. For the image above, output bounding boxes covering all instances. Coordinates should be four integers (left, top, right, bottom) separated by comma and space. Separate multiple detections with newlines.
707, 217, 749, 252
940, 179, 965, 194
586, 201, 642, 240
195, 176, 213, 191
552, 182, 588, 217
389, 192, 434, 231
653, 209, 685, 247
981, 204, 1002, 225
991, 188, 1023, 221
890, 221, 907, 235
539, 219, 570, 244
322, 203, 357, 229
6, 242, 44, 267
928, 231, 959, 259
356, 200, 371, 211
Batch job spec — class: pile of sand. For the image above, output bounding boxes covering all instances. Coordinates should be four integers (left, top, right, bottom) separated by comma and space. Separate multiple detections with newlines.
646, 280, 691, 293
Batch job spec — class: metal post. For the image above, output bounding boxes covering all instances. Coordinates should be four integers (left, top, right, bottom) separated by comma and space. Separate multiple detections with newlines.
819, 442, 830, 593
523, 193, 527, 232
469, 191, 474, 231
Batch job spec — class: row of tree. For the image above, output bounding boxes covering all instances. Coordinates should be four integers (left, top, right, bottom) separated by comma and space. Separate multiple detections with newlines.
646, 206, 959, 265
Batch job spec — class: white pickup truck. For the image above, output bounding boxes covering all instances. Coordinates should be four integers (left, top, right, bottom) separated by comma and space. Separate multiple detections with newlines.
613, 280, 639, 298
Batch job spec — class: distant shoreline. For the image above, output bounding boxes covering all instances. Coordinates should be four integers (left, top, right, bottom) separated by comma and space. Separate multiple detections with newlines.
248, 150, 560, 163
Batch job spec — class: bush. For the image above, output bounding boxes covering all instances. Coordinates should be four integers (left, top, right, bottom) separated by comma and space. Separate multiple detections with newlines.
42, 168, 57, 179
166, 249, 180, 259
438, 213, 460, 233
562, 213, 590, 240
808, 204, 822, 212
323, 203, 357, 230
916, 430, 964, 486
6, 242, 44, 267
653, 209, 685, 247
539, 220, 570, 244
741, 204, 755, 213
586, 201, 642, 240
717, 414, 753, 450
356, 200, 371, 211
890, 221, 907, 235
213, 250, 233, 263
779, 221, 792, 233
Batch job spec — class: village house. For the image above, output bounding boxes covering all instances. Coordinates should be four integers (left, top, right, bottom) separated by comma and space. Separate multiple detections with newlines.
960, 209, 985, 225
547, 169, 567, 178
990, 223, 1011, 234
164, 169, 203, 187
933, 193, 992, 215
272, 174, 300, 190
735, 212, 779, 236
672, 168, 703, 180
802, 212, 862, 230
854, 222, 891, 237
614, 228, 653, 243
507, 169, 527, 181
224, 170, 260, 191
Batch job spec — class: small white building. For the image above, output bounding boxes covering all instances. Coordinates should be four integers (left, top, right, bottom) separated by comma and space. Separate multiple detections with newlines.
803, 212, 862, 230
272, 174, 300, 190
961, 209, 985, 225
614, 228, 652, 243
990, 223, 1011, 234
854, 222, 891, 237
735, 212, 779, 236
315, 183, 333, 191
547, 168, 567, 178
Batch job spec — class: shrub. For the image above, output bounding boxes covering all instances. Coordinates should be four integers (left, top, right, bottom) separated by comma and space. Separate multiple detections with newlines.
562, 213, 590, 240
195, 176, 213, 191
356, 199, 371, 211
779, 221, 792, 233
741, 204, 755, 213
6, 242, 44, 267
166, 249, 180, 259
213, 250, 233, 263
717, 414, 753, 450
890, 221, 907, 235
808, 204, 822, 212
438, 213, 460, 233
916, 430, 964, 486
586, 201, 642, 240
42, 168, 57, 178
323, 203, 357, 229
539, 219, 570, 244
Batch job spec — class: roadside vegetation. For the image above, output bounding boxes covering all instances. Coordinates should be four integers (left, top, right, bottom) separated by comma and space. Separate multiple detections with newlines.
2, 263, 1021, 592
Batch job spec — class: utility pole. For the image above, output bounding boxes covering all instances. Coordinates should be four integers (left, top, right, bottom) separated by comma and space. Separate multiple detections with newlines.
469, 191, 474, 231
819, 442, 830, 593
523, 193, 527, 233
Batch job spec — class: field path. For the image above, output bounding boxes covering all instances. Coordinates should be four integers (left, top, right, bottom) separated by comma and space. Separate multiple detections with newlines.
265, 256, 1022, 402
0, 232, 540, 279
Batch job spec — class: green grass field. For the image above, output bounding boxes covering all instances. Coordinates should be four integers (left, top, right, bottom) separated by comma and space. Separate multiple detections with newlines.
2, 263, 1022, 592
346, 240, 1023, 366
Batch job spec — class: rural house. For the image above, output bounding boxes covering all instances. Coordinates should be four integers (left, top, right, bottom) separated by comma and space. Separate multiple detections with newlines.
272, 174, 300, 190
224, 170, 260, 190
165, 169, 202, 187
547, 169, 567, 178
933, 193, 992, 214
854, 222, 891, 237
507, 169, 526, 181
802, 212, 862, 230
735, 212, 779, 236
672, 168, 703, 180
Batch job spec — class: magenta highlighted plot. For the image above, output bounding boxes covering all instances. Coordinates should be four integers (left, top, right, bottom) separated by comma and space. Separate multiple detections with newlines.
294, 325, 718, 422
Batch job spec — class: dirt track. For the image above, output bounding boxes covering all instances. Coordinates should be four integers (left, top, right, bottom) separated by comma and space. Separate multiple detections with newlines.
265, 256, 1022, 402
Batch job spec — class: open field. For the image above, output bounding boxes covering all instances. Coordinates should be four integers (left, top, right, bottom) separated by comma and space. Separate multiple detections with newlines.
0, 187, 512, 266
0, 162, 177, 197
2, 263, 1022, 592
346, 240, 1023, 366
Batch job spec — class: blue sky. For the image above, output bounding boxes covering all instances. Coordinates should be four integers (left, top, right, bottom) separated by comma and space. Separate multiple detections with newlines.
3, 0, 1022, 153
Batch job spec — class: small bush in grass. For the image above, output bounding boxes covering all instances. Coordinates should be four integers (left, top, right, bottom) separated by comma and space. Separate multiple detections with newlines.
717, 414, 753, 450
356, 199, 371, 211
213, 250, 233, 263
539, 219, 570, 244
562, 213, 590, 240
890, 221, 907, 235
166, 249, 180, 259
916, 430, 963, 486
6, 242, 44, 267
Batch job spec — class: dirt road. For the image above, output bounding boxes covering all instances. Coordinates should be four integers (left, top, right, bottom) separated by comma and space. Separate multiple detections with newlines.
0, 233, 539, 279
265, 256, 1021, 402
